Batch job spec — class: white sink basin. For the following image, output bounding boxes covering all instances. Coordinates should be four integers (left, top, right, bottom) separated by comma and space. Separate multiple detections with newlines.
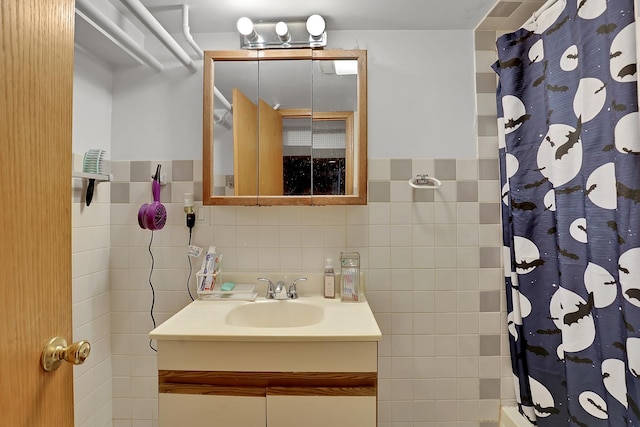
225, 301, 324, 328
150, 295, 381, 341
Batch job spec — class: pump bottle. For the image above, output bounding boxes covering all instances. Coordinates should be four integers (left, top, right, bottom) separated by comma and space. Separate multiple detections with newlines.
324, 258, 335, 299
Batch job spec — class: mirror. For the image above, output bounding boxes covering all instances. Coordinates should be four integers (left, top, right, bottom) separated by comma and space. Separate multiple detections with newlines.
203, 49, 367, 206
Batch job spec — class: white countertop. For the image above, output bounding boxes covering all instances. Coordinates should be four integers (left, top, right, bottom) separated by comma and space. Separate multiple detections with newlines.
149, 295, 382, 342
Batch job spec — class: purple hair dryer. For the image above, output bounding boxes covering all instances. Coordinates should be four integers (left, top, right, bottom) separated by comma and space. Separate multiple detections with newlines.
138, 164, 167, 230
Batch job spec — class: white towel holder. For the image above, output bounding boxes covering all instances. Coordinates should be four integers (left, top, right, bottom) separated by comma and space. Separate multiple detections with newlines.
408, 174, 442, 189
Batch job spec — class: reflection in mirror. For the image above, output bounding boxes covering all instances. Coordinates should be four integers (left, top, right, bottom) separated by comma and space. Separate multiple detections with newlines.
203, 50, 367, 206
313, 59, 358, 196
211, 58, 258, 199
259, 59, 311, 197
311, 118, 348, 196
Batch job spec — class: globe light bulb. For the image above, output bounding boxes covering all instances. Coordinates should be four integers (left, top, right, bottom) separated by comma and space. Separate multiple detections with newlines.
236, 17, 254, 36
306, 14, 325, 38
275, 21, 289, 38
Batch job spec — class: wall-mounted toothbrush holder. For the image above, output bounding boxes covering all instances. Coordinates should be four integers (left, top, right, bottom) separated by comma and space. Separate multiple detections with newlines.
408, 174, 442, 189
76, 149, 110, 206
72, 171, 112, 206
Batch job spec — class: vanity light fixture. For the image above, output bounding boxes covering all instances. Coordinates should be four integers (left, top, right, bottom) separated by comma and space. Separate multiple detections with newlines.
237, 15, 327, 49
236, 17, 259, 42
306, 14, 325, 39
275, 21, 290, 42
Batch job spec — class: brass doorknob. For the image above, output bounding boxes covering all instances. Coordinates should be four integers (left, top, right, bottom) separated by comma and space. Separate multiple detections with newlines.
41, 336, 91, 372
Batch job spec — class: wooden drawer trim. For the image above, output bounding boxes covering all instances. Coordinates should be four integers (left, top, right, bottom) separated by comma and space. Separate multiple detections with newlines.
159, 384, 376, 397
160, 384, 264, 397
159, 370, 377, 389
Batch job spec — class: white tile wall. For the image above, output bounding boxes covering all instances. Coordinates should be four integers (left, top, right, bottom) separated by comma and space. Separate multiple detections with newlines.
103, 154, 508, 427
72, 154, 113, 427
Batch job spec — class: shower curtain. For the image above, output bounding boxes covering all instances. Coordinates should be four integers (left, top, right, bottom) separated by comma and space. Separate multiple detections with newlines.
494, 0, 640, 425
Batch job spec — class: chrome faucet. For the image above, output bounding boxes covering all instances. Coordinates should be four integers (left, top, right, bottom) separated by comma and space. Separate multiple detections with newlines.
258, 278, 288, 299
258, 278, 276, 299
287, 277, 307, 299
258, 277, 307, 299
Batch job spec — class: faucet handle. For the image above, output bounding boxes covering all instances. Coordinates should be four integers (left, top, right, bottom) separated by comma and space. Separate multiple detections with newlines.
288, 277, 307, 299
258, 277, 276, 299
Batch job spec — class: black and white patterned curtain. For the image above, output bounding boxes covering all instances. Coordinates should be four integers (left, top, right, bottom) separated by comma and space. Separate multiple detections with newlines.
494, 0, 640, 425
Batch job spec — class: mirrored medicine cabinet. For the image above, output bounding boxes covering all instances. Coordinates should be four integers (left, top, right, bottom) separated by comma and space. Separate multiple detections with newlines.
203, 49, 367, 206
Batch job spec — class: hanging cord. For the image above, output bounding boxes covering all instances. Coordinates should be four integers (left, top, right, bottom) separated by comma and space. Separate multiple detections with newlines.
186, 227, 195, 301
147, 231, 157, 352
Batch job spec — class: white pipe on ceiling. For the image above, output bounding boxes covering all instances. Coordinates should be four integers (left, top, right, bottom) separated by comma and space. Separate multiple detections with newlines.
119, 0, 197, 73
182, 5, 204, 59
75, 0, 164, 72
179, 5, 229, 111
214, 87, 232, 112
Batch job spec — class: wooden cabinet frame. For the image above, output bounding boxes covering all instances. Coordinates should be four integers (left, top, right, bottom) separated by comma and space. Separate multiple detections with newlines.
203, 49, 367, 206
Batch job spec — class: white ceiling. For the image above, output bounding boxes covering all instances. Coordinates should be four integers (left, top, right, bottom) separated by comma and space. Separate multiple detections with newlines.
112, 0, 497, 33
76, 0, 498, 69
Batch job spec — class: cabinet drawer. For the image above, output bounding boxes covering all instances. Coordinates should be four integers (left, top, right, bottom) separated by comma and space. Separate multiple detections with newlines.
159, 393, 264, 427
267, 394, 376, 427
157, 340, 378, 372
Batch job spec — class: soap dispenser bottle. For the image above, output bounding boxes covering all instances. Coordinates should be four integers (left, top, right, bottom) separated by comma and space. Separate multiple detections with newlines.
324, 258, 335, 299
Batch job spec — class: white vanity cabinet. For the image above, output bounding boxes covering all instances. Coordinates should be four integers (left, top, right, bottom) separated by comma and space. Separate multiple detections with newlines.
155, 340, 378, 427
150, 297, 382, 427
158, 386, 376, 427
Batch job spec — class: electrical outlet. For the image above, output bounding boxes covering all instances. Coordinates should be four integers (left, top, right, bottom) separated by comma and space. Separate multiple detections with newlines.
225, 175, 234, 188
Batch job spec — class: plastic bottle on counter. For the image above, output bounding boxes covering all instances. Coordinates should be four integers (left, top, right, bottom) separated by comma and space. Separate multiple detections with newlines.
324, 258, 335, 299
340, 251, 360, 302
